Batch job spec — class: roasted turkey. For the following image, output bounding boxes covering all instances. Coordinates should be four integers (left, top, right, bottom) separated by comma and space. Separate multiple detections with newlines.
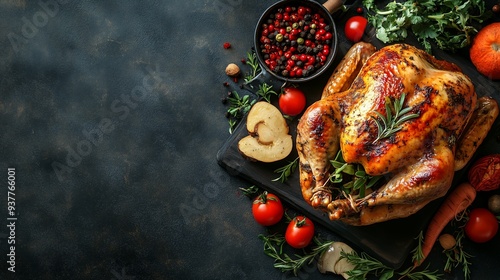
296, 42, 499, 225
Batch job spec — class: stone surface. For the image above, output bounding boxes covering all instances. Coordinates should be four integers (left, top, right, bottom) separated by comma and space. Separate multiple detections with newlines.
0, 0, 498, 279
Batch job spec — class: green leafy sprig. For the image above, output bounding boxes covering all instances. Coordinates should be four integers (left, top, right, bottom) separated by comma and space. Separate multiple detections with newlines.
273, 157, 299, 183
329, 151, 382, 198
341, 250, 442, 280
362, 0, 491, 53
443, 229, 473, 280
226, 90, 256, 133
411, 231, 426, 265
371, 93, 419, 143
256, 82, 278, 103
412, 215, 473, 280
259, 234, 334, 276
239, 185, 261, 198
244, 51, 262, 83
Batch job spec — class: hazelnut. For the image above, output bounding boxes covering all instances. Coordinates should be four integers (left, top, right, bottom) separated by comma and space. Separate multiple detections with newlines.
225, 63, 240, 77
488, 194, 500, 213
438, 233, 456, 250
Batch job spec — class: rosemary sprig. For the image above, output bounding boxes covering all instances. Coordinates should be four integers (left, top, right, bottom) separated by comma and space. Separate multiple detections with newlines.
411, 231, 425, 265
341, 250, 442, 280
226, 90, 256, 133
272, 157, 299, 183
259, 234, 334, 276
328, 150, 382, 198
443, 227, 473, 280
341, 250, 395, 280
244, 51, 262, 83
412, 219, 473, 280
256, 82, 278, 103
371, 93, 419, 142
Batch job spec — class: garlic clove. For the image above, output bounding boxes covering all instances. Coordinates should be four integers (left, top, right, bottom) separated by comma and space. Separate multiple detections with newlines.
317, 242, 356, 279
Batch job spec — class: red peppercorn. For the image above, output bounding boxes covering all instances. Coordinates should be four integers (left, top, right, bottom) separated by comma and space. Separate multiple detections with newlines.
223, 42, 231, 49
356, 7, 364, 14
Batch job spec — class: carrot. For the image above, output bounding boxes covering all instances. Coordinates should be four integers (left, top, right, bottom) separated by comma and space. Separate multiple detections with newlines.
414, 182, 476, 267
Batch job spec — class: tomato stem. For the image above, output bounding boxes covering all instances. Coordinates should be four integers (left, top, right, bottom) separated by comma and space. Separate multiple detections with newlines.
255, 191, 269, 204
492, 43, 500, 52
294, 216, 307, 227
254, 191, 278, 204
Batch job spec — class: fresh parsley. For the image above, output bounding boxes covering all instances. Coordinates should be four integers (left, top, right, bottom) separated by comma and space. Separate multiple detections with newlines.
363, 0, 491, 53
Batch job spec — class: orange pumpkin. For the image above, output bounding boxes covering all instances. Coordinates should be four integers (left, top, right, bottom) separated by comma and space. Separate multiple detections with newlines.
470, 22, 500, 80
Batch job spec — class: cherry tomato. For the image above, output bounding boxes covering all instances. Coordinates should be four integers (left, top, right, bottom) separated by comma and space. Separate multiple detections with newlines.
465, 208, 499, 243
252, 191, 284, 226
285, 216, 315, 249
278, 87, 306, 116
344, 15, 367, 42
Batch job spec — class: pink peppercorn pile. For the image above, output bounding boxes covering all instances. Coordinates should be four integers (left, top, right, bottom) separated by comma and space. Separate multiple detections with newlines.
258, 5, 334, 78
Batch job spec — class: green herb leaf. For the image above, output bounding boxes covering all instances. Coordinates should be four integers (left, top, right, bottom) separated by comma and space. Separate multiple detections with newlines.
259, 234, 334, 276
328, 150, 382, 198
371, 93, 419, 142
244, 51, 262, 83
239, 185, 261, 198
226, 90, 256, 134
273, 157, 299, 183
256, 82, 278, 103
363, 0, 491, 53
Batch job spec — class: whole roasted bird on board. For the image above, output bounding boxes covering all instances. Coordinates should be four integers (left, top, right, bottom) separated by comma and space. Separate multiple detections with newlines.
296, 42, 499, 225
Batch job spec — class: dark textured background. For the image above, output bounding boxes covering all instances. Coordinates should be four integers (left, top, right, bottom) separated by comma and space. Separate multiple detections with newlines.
0, 0, 499, 279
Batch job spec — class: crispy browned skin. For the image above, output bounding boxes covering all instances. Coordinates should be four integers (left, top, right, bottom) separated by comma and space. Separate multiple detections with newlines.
455, 96, 499, 170
297, 43, 497, 225
297, 42, 376, 208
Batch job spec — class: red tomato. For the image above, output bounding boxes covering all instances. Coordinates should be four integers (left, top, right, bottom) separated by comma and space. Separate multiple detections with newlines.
285, 216, 315, 249
465, 208, 499, 243
344, 16, 367, 42
252, 191, 284, 226
278, 87, 306, 116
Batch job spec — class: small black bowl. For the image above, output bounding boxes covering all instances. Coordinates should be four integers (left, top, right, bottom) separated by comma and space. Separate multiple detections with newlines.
253, 0, 339, 83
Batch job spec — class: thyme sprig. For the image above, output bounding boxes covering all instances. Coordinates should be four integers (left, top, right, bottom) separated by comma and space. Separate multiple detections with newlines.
226, 90, 256, 133
372, 93, 419, 142
244, 50, 262, 83
329, 151, 382, 198
341, 250, 442, 280
259, 234, 334, 276
273, 157, 299, 183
